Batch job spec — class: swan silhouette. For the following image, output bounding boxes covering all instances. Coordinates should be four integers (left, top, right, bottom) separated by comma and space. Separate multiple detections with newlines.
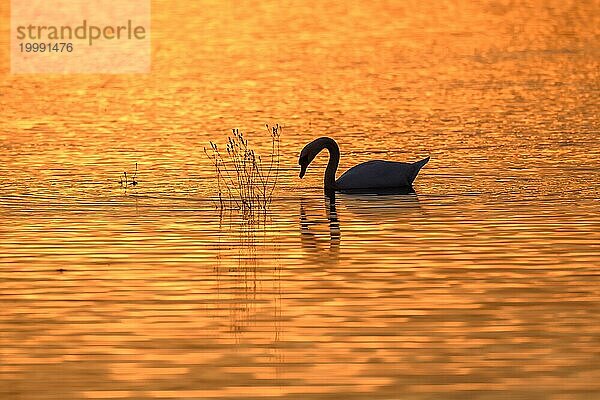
299, 137, 429, 194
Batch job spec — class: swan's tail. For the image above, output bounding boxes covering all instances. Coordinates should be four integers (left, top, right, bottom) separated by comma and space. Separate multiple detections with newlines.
409, 156, 430, 185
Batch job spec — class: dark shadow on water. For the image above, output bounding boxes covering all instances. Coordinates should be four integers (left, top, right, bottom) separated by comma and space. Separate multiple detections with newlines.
337, 186, 417, 195
335, 189, 422, 221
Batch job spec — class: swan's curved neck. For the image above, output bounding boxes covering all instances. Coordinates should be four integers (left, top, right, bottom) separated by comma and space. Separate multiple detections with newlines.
320, 138, 340, 193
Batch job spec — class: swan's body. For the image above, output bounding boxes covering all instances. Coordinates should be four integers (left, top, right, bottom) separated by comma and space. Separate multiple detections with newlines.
298, 137, 429, 194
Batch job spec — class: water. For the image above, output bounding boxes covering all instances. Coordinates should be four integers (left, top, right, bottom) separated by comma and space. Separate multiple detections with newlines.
1, 1, 599, 399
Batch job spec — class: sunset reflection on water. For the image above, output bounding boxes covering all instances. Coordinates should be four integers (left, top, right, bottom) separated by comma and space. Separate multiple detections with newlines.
1, 0, 599, 399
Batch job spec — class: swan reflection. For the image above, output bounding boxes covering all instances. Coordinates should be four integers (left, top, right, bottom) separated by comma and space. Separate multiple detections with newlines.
300, 191, 423, 263
300, 196, 340, 264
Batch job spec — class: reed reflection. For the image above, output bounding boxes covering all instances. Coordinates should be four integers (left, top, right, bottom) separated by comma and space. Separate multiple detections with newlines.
213, 212, 282, 345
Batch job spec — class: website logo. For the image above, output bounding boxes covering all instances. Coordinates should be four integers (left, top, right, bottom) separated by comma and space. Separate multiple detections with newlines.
11, 0, 150, 73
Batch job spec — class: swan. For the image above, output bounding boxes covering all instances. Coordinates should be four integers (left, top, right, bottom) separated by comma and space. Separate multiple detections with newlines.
298, 137, 429, 194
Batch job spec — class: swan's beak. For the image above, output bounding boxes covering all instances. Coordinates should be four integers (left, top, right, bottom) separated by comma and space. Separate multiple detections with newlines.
299, 164, 307, 178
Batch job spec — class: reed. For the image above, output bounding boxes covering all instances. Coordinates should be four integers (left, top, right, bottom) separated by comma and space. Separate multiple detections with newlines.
204, 125, 281, 213
119, 162, 138, 189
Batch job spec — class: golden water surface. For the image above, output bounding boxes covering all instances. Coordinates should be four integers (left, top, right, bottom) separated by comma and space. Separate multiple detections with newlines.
1, 1, 599, 399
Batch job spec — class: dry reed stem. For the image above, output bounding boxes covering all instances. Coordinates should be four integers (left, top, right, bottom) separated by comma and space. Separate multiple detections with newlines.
204, 125, 282, 215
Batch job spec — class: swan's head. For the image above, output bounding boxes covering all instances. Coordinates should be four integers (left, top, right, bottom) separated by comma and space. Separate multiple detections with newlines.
298, 138, 322, 178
